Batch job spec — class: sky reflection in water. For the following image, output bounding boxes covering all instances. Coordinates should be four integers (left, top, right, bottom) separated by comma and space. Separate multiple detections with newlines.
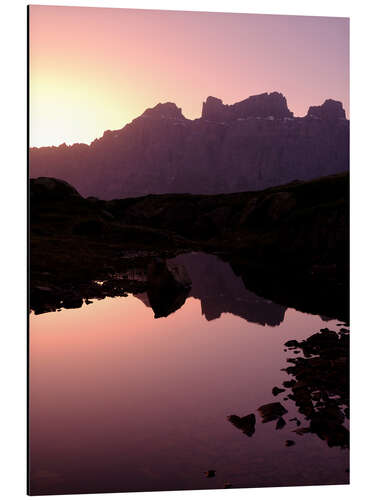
29, 254, 348, 495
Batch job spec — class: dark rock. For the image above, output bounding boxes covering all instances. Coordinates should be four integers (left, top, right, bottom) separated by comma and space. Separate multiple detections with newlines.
258, 402, 287, 423
62, 294, 83, 309
307, 99, 346, 121
223, 482, 232, 489
285, 340, 298, 348
261, 192, 296, 222
311, 391, 321, 401
30, 285, 61, 314
276, 417, 286, 430
283, 380, 296, 388
293, 427, 310, 435
309, 412, 349, 448
289, 417, 301, 426
30, 177, 82, 201
279, 326, 349, 449
101, 209, 115, 220
146, 259, 192, 318
310, 264, 337, 278
228, 413, 256, 437
72, 219, 104, 236
204, 470, 216, 478
35, 285, 53, 292
285, 440, 295, 447
147, 258, 192, 291
272, 386, 286, 396
291, 381, 309, 393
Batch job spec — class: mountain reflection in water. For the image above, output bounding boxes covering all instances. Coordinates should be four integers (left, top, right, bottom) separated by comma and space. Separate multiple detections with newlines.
135, 252, 287, 326
29, 252, 348, 495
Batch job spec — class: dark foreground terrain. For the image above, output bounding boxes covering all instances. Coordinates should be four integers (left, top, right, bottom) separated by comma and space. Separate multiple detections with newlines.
30, 172, 348, 321
29, 174, 349, 494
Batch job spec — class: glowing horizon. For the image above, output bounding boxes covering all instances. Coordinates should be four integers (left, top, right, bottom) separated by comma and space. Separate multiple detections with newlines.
29, 6, 349, 148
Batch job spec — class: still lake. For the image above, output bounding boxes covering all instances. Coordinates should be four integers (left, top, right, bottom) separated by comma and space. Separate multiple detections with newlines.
29, 253, 349, 495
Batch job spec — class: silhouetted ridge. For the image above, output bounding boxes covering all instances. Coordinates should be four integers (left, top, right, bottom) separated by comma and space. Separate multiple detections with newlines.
29, 92, 349, 199
202, 92, 293, 121
307, 99, 346, 121
30, 177, 82, 201
141, 102, 186, 120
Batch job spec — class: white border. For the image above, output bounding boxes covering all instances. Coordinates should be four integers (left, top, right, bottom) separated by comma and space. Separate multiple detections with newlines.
1, 1, 375, 499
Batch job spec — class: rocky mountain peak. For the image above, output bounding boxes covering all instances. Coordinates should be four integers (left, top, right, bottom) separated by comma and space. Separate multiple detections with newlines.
201, 96, 225, 121
141, 102, 185, 120
201, 92, 293, 121
307, 99, 346, 120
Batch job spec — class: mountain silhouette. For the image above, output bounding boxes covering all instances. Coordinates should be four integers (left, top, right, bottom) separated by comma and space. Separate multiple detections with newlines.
29, 92, 349, 199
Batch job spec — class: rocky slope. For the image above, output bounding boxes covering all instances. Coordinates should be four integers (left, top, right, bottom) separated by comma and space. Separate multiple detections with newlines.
29, 92, 349, 199
30, 173, 348, 320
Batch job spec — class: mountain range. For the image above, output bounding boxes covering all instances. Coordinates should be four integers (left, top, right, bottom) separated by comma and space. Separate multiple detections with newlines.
29, 92, 349, 199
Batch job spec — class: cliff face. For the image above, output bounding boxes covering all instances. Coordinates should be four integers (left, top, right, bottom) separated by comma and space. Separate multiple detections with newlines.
202, 92, 293, 121
29, 92, 349, 199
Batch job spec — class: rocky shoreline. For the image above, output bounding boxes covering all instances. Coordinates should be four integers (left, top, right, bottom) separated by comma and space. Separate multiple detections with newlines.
30, 173, 349, 320
228, 325, 349, 451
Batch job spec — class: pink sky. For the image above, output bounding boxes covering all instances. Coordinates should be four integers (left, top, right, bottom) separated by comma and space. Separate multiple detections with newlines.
29, 6, 349, 147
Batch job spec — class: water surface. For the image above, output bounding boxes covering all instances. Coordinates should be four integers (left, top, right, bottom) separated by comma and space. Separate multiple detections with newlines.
29, 253, 348, 494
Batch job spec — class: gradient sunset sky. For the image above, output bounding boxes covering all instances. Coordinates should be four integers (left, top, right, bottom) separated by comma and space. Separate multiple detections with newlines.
29, 5, 349, 147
